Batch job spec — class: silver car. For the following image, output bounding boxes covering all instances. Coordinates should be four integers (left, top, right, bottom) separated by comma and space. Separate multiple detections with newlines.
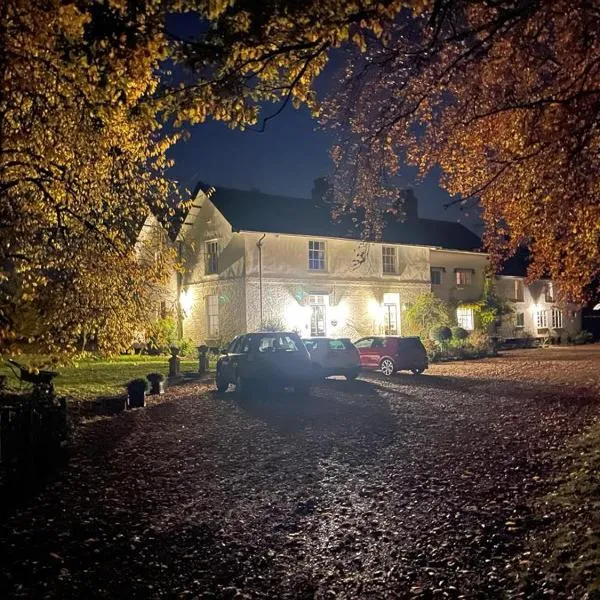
303, 337, 361, 380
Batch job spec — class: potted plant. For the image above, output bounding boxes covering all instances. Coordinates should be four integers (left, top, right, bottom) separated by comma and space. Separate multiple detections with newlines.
126, 378, 148, 408
146, 372, 165, 395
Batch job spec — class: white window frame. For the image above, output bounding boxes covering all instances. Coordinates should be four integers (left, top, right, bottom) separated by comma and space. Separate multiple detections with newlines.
308, 294, 327, 336
382, 246, 397, 275
551, 308, 563, 329
308, 240, 326, 271
536, 309, 548, 329
205, 240, 219, 275
514, 279, 524, 301
455, 269, 473, 287
206, 294, 219, 337
515, 312, 525, 328
456, 307, 475, 330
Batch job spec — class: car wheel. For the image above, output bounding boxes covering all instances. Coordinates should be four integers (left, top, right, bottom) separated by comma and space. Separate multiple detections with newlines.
411, 368, 424, 375
345, 369, 359, 381
379, 358, 396, 377
215, 371, 229, 392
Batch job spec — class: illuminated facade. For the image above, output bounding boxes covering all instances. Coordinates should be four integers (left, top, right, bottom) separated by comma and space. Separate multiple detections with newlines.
142, 187, 582, 345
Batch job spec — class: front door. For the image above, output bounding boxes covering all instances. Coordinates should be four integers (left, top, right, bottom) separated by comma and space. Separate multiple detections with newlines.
384, 303, 398, 335
309, 294, 327, 336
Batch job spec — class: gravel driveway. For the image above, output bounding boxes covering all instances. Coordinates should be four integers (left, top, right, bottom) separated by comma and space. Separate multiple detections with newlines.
1, 348, 599, 599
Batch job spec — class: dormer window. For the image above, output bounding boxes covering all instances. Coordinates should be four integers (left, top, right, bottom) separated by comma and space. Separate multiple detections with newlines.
206, 241, 218, 274
382, 246, 397, 274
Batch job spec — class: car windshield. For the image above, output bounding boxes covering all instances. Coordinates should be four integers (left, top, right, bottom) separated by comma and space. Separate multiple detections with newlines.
328, 339, 353, 350
256, 333, 301, 353
304, 340, 317, 352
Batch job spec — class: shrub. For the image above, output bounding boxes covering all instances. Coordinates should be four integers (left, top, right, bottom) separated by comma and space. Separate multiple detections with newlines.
421, 338, 440, 362
177, 338, 194, 356
430, 325, 452, 344
573, 330, 594, 345
451, 326, 469, 341
468, 330, 492, 356
404, 292, 452, 338
146, 317, 177, 353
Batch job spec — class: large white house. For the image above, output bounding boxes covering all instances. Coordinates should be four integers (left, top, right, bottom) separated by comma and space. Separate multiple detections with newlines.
141, 185, 582, 345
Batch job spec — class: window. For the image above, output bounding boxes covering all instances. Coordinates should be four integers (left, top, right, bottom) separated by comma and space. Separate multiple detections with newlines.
308, 294, 327, 336
308, 240, 326, 270
456, 307, 475, 330
514, 280, 524, 301
354, 338, 374, 349
206, 294, 219, 337
257, 333, 301, 353
206, 241, 218, 274
430, 268, 443, 286
327, 339, 347, 351
551, 308, 563, 329
515, 312, 525, 328
228, 336, 244, 353
455, 269, 473, 287
382, 246, 397, 274
536, 309, 548, 329
545, 282, 554, 302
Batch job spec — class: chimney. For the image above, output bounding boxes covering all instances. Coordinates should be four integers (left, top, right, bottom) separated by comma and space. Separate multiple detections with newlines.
397, 188, 418, 221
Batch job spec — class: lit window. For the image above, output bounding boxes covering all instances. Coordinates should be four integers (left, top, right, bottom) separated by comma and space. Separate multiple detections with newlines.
430, 268, 442, 286
514, 280, 524, 301
515, 312, 524, 328
206, 295, 219, 337
456, 307, 474, 330
551, 308, 563, 329
308, 240, 326, 271
206, 241, 218, 274
544, 282, 554, 302
536, 309, 548, 329
455, 269, 472, 286
382, 246, 397, 274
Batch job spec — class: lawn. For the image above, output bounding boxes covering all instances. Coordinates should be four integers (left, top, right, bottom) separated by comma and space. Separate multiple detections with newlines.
0, 354, 215, 400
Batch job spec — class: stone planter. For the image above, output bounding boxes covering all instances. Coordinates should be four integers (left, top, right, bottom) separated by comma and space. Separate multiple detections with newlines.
146, 373, 165, 395
126, 379, 147, 409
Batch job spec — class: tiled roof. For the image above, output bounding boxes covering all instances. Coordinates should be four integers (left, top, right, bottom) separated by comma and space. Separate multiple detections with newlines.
203, 186, 483, 252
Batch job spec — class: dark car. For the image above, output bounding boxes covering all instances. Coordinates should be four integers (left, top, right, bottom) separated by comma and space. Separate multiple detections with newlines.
215, 331, 312, 396
303, 337, 361, 380
354, 336, 428, 376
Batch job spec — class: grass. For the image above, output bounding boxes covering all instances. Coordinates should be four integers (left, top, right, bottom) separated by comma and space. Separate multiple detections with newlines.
0, 354, 216, 400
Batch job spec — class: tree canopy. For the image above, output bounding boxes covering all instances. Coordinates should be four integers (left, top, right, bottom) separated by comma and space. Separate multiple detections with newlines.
2, 0, 598, 357
0, 0, 176, 356
322, 0, 600, 301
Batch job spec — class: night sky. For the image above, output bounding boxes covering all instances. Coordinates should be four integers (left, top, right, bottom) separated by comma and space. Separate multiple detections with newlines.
166, 13, 483, 234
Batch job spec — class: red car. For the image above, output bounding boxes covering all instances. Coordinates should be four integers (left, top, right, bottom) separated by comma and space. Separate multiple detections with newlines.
354, 336, 428, 376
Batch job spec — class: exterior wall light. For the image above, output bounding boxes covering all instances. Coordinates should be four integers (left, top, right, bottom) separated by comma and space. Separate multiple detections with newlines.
179, 289, 193, 318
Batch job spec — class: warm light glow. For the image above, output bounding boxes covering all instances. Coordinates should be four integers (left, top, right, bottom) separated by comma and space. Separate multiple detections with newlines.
368, 298, 385, 323
284, 301, 311, 333
179, 289, 193, 317
329, 300, 349, 330
530, 303, 539, 315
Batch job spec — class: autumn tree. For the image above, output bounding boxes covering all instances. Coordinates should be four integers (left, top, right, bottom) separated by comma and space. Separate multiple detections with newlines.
323, 0, 600, 300
0, 0, 177, 357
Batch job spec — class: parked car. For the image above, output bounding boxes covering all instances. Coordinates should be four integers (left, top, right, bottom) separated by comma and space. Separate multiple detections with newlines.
215, 331, 312, 396
354, 336, 428, 376
303, 337, 361, 380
